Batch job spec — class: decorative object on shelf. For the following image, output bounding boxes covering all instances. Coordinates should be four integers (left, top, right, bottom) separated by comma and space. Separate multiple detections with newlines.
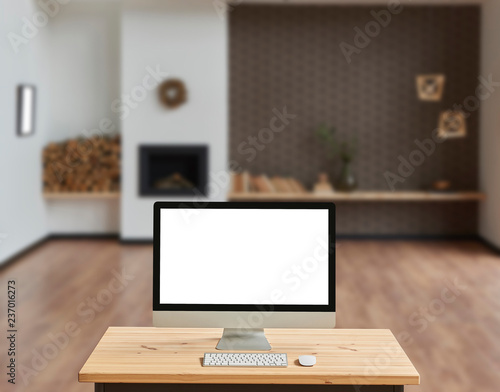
230, 171, 243, 193
251, 174, 307, 193
437, 110, 466, 139
16, 84, 36, 136
229, 172, 306, 194
336, 161, 357, 192
416, 74, 445, 101
313, 173, 334, 194
251, 174, 276, 193
271, 176, 293, 193
43, 135, 120, 193
316, 124, 358, 191
431, 180, 452, 192
158, 78, 187, 109
288, 177, 307, 193
230, 171, 252, 193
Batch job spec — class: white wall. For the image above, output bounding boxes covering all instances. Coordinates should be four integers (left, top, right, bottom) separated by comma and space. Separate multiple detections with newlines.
121, 0, 229, 240
480, 1, 500, 248
0, 0, 49, 263
44, 1, 121, 234
46, 199, 119, 234
46, 1, 120, 142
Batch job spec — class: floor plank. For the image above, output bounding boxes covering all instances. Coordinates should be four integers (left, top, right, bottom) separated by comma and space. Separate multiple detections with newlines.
1, 239, 499, 391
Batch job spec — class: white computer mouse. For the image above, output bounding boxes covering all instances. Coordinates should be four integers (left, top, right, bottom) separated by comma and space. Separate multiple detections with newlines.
298, 355, 316, 367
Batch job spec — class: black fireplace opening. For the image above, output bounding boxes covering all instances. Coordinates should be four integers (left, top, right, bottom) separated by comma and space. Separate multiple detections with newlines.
139, 145, 208, 196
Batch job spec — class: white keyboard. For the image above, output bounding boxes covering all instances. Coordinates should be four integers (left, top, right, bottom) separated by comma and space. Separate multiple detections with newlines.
203, 353, 288, 367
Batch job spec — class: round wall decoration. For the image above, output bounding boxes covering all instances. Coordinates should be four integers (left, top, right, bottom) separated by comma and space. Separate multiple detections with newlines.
158, 79, 187, 109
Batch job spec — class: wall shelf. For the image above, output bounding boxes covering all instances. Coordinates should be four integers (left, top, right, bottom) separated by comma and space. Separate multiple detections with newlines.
43, 192, 120, 200
43, 191, 485, 202
228, 191, 486, 202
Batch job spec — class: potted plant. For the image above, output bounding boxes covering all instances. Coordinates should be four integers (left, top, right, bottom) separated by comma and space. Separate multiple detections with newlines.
316, 124, 358, 191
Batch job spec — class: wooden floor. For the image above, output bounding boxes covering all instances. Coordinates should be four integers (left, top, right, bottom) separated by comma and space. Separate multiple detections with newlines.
1, 239, 499, 391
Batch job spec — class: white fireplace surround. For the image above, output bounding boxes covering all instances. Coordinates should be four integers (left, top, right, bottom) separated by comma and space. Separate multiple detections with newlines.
120, 0, 228, 240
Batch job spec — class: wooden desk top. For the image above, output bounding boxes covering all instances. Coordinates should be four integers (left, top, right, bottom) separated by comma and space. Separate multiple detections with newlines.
79, 327, 420, 385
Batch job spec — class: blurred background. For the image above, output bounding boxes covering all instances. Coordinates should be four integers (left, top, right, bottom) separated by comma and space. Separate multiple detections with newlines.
1, 0, 500, 391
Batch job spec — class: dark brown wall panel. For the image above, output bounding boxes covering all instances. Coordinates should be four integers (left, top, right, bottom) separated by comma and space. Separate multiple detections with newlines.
229, 5, 480, 235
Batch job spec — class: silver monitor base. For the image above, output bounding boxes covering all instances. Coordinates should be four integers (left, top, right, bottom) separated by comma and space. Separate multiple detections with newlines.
216, 328, 271, 351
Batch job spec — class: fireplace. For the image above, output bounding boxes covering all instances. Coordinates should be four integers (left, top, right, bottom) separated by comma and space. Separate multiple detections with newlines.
139, 145, 208, 196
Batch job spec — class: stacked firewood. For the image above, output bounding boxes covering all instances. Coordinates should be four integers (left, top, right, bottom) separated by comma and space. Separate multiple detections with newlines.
43, 135, 120, 193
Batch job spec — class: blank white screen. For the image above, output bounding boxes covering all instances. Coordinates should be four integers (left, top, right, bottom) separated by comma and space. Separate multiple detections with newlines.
159, 208, 329, 305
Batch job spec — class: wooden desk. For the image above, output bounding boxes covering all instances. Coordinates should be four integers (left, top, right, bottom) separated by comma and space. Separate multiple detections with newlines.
79, 327, 419, 392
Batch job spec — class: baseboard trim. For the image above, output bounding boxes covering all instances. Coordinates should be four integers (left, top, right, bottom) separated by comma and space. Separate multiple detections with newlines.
49, 233, 119, 240
120, 238, 153, 244
478, 236, 500, 255
0, 234, 120, 270
0, 234, 49, 271
337, 234, 480, 241
2, 234, 495, 270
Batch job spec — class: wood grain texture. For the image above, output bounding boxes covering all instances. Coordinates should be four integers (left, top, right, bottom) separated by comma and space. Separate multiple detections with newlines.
43, 135, 120, 193
227, 191, 486, 202
1, 239, 499, 392
78, 327, 419, 385
43, 192, 120, 199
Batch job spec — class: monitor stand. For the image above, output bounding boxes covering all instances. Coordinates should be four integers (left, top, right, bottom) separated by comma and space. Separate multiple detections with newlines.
216, 328, 271, 351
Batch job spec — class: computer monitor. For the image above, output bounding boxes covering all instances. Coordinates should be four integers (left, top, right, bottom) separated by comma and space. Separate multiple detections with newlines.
153, 202, 335, 350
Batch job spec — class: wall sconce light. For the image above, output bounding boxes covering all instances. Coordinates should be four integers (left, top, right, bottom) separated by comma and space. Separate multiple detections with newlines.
17, 84, 36, 136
